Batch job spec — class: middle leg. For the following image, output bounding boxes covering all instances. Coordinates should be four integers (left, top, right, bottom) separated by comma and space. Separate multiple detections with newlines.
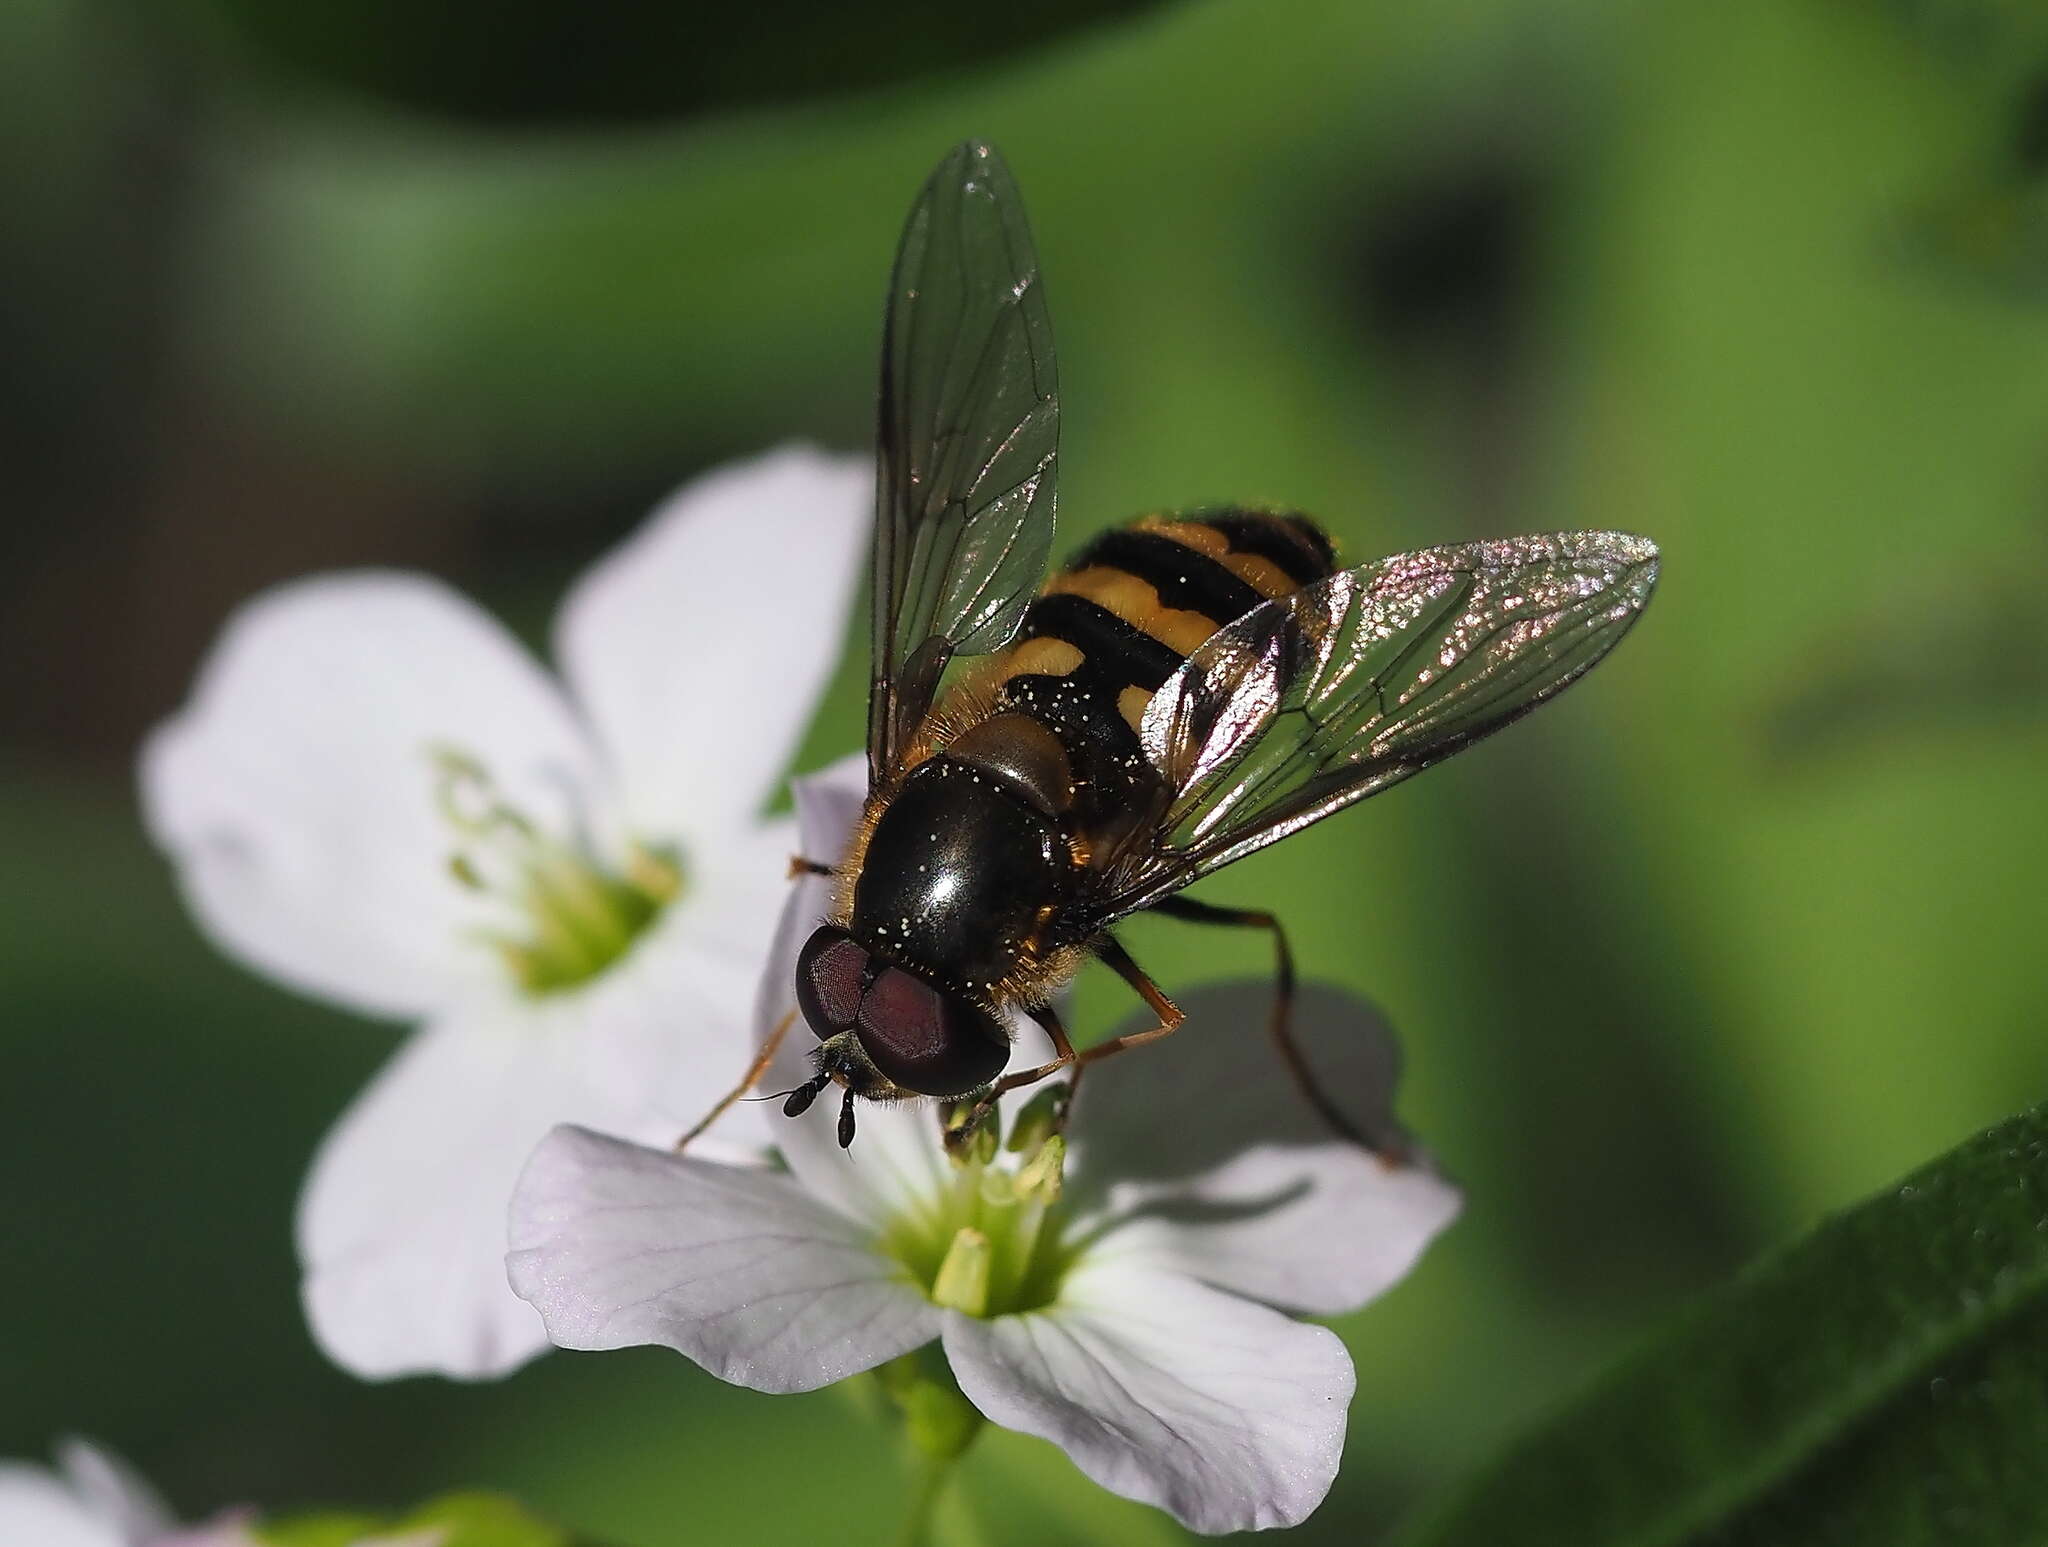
1152, 894, 1385, 1153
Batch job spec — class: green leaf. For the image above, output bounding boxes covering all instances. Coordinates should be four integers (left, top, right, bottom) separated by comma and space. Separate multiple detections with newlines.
390, 1493, 581, 1545
256, 1516, 386, 1547
1396, 1103, 2048, 1547
258, 1493, 600, 1547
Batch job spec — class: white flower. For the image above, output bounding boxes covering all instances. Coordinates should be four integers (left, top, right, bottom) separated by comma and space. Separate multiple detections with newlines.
142, 446, 868, 1380
0, 1439, 257, 1547
0, 1441, 503, 1546
507, 757, 1461, 1535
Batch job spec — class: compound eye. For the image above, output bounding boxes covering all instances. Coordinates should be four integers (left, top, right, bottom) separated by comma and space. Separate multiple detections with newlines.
795, 927, 868, 1039
855, 968, 1010, 1098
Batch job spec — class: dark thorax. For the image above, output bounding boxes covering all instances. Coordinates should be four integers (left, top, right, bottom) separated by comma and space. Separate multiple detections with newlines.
851, 713, 1080, 996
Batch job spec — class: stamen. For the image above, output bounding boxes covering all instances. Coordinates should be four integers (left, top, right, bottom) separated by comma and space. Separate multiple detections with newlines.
1005, 1083, 1068, 1156
1016, 1134, 1066, 1204
879, 1102, 1078, 1320
942, 1099, 999, 1165
428, 744, 681, 996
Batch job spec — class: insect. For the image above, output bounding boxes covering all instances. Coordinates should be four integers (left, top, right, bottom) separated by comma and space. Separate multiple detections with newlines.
698, 141, 1659, 1153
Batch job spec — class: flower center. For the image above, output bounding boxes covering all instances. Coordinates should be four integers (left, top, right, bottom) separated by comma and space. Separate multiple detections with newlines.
431, 746, 681, 996
882, 1106, 1075, 1318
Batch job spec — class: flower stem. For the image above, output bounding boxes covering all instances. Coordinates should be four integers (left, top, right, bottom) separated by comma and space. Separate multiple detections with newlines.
897, 1447, 956, 1547
877, 1346, 986, 1547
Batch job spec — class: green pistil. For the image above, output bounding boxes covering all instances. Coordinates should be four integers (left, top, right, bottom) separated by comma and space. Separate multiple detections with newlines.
887, 1122, 1072, 1317
871, 1120, 1073, 1541
931, 1227, 992, 1316
432, 747, 681, 997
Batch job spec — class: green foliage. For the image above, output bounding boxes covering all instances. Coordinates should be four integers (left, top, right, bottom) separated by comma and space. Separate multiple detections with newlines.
189, 0, 1157, 127
257, 1517, 385, 1547
1396, 1104, 2048, 1547
7, 0, 2048, 1543
260, 1492, 593, 1546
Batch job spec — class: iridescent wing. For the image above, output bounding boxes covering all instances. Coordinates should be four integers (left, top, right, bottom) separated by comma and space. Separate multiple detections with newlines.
1091, 531, 1660, 914
868, 140, 1060, 784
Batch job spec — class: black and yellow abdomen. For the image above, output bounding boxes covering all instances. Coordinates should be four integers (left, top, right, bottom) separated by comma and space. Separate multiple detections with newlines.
986, 510, 1337, 811
842, 509, 1336, 1006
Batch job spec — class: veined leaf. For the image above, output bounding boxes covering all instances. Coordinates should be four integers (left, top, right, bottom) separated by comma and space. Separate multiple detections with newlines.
1396, 1103, 2048, 1547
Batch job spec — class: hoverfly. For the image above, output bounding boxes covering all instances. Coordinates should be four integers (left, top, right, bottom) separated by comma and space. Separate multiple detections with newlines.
701, 141, 1658, 1153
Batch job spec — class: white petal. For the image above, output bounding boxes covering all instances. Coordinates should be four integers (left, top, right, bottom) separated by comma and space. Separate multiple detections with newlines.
751, 753, 869, 1088
571, 818, 800, 1162
0, 1470, 123, 1547
943, 1260, 1354, 1534
0, 1441, 177, 1547
56, 1441, 174, 1544
1067, 982, 1461, 1315
508, 1125, 939, 1392
790, 749, 872, 861
554, 447, 869, 835
0, 1471, 119, 1547
141, 572, 602, 1020
775, 1084, 958, 1237
296, 998, 692, 1381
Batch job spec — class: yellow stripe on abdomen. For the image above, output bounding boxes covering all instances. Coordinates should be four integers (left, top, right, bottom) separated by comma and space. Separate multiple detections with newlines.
1117, 684, 1153, 731
1135, 516, 1298, 600
1043, 566, 1221, 654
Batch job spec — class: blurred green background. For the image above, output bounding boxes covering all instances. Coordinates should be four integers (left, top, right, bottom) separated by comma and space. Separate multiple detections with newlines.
6, 0, 2047, 1540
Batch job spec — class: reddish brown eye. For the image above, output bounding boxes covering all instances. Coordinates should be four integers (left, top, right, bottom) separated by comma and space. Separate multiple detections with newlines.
855, 967, 1009, 1097
795, 927, 869, 1038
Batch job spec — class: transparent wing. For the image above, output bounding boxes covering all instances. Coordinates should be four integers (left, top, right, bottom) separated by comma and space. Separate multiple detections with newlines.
868, 140, 1059, 782
1094, 531, 1660, 913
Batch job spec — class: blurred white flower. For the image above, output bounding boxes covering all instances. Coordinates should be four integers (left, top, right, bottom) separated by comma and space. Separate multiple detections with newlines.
0, 1439, 258, 1547
142, 446, 868, 1380
507, 758, 1461, 1535
0, 1441, 557, 1546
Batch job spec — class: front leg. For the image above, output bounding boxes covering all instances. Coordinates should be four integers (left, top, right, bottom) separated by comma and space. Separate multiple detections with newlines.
1077, 935, 1187, 1064
942, 939, 1185, 1150
676, 1008, 797, 1152
943, 1003, 1080, 1154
